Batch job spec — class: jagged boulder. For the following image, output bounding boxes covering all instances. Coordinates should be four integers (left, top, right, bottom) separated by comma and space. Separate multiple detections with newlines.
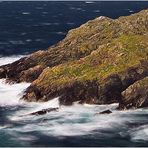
0, 68, 5, 78
119, 77, 148, 110
22, 80, 99, 105
19, 65, 45, 82
99, 110, 112, 114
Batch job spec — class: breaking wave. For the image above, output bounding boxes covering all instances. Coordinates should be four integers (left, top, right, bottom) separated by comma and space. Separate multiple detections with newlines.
0, 55, 24, 66
0, 79, 30, 107
0, 56, 148, 146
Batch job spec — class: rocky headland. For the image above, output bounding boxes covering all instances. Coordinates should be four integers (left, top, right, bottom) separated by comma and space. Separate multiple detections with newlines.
0, 10, 148, 110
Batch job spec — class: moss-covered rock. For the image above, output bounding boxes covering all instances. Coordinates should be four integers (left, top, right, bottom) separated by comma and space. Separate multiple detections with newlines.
0, 10, 148, 108
0, 10, 148, 83
22, 35, 148, 105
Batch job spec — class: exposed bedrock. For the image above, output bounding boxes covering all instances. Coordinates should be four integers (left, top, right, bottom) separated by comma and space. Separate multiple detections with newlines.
22, 80, 99, 105
22, 60, 148, 106
0, 10, 148, 109
0, 9, 148, 83
119, 77, 148, 110
0, 55, 45, 82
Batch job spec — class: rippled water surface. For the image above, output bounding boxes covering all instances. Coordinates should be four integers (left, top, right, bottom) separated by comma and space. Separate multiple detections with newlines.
0, 1, 148, 147
0, 1, 148, 56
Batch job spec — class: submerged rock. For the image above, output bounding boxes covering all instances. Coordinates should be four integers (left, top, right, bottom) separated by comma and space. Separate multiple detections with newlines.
98, 109, 112, 114
22, 107, 59, 116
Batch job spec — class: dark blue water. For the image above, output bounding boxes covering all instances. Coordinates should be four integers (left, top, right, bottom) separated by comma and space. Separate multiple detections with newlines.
0, 1, 148, 56
0, 1, 148, 147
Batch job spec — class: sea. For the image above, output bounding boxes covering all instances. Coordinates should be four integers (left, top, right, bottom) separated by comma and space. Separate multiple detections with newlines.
0, 1, 148, 147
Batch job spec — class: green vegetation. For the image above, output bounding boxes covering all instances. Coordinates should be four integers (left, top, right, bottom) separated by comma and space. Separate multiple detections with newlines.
34, 34, 148, 90
1, 10, 148, 106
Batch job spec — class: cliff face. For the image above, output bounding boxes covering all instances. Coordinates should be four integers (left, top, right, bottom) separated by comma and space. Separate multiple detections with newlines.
119, 77, 148, 110
0, 10, 148, 109
22, 36, 148, 106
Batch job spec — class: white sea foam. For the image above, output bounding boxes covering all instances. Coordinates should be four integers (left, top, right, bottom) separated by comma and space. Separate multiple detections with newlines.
0, 79, 30, 107
22, 12, 30, 15
7, 103, 121, 136
0, 55, 24, 66
0, 125, 11, 130
85, 1, 95, 4
0, 56, 147, 141
129, 125, 148, 142
6, 100, 148, 138
0, 55, 30, 106
126, 9, 134, 13
129, 10, 134, 13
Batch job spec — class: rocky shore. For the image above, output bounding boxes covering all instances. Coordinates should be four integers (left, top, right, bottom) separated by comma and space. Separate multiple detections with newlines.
0, 10, 148, 110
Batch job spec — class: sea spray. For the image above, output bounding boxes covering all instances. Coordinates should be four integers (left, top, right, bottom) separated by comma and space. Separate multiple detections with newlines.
0, 56, 148, 146
0, 79, 30, 107
0, 56, 30, 106
0, 55, 24, 66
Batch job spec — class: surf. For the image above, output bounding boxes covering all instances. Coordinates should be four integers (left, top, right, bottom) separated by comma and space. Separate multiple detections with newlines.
0, 56, 148, 146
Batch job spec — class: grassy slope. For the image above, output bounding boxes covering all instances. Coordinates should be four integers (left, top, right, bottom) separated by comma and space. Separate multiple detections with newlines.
21, 10, 148, 104
28, 10, 148, 67
33, 34, 148, 91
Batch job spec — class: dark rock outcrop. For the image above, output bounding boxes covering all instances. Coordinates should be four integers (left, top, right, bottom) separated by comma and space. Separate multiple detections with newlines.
22, 60, 148, 106
0, 56, 42, 82
19, 65, 45, 82
95, 109, 112, 115
60, 80, 99, 105
119, 77, 148, 110
22, 80, 99, 105
99, 110, 112, 114
21, 107, 59, 116
98, 74, 123, 104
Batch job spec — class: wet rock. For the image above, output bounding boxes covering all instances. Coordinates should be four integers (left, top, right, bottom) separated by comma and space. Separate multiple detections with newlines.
121, 59, 148, 90
95, 109, 112, 115
22, 80, 99, 105
22, 107, 59, 116
98, 74, 123, 104
99, 109, 112, 114
22, 59, 148, 106
60, 80, 99, 105
0, 57, 37, 82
